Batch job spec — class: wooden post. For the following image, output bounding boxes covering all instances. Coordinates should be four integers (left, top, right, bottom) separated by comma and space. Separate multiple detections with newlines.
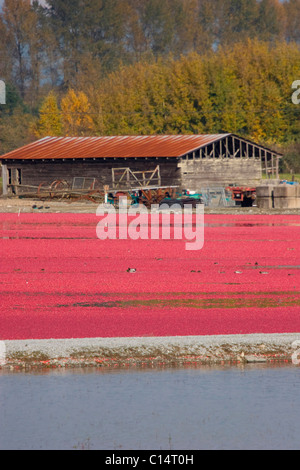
112, 168, 115, 189
265, 152, 269, 178
229, 135, 233, 157
1, 164, 8, 196
104, 185, 109, 204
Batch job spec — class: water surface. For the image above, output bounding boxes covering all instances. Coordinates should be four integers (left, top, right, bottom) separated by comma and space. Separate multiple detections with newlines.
0, 364, 299, 450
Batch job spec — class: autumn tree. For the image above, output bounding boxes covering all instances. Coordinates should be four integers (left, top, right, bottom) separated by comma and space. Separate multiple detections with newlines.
218, 0, 260, 45
170, 0, 213, 55
0, 110, 34, 154
43, 0, 131, 88
1, 0, 43, 101
0, 14, 12, 81
256, 0, 284, 42
283, 0, 300, 43
0, 0, 300, 156
33, 91, 62, 138
88, 39, 300, 145
61, 88, 95, 136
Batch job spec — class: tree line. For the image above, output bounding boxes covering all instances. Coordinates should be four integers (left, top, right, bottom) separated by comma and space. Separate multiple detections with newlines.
0, 0, 300, 171
1, 0, 299, 100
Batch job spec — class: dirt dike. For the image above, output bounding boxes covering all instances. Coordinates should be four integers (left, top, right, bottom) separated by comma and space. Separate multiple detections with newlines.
1, 333, 299, 370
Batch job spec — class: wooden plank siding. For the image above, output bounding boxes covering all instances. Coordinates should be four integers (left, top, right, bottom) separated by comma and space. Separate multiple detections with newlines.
179, 135, 263, 189
5, 158, 181, 194
5, 155, 262, 195
179, 158, 262, 190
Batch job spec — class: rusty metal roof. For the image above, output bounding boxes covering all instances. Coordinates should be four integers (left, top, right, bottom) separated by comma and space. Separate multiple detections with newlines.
0, 134, 231, 160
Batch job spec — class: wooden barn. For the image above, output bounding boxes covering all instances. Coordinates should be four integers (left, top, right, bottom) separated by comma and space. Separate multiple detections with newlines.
0, 134, 281, 197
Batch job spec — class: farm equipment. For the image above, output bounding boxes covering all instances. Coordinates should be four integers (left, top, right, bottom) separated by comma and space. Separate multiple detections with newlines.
107, 186, 180, 208
225, 186, 256, 207
13, 178, 181, 206
10, 178, 106, 203
158, 189, 203, 208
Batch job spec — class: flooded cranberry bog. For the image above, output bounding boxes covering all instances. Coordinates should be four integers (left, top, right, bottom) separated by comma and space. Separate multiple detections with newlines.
1, 211, 300, 368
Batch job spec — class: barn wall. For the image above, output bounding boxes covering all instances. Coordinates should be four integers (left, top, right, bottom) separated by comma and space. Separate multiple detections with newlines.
5, 158, 181, 194
179, 157, 262, 190
4, 154, 263, 196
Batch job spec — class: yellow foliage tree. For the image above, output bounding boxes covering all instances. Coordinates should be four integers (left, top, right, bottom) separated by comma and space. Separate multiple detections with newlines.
33, 91, 62, 138
61, 89, 95, 136
54, 39, 300, 145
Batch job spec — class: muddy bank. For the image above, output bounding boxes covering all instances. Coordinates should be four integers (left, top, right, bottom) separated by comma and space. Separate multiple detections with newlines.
1, 333, 299, 370
1, 196, 300, 214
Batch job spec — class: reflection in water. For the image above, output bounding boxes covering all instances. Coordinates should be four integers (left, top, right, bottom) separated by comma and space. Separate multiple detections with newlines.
0, 364, 299, 450
1, 221, 300, 240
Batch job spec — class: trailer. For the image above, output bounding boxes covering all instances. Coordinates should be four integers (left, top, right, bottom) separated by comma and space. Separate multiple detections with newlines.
226, 186, 256, 207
